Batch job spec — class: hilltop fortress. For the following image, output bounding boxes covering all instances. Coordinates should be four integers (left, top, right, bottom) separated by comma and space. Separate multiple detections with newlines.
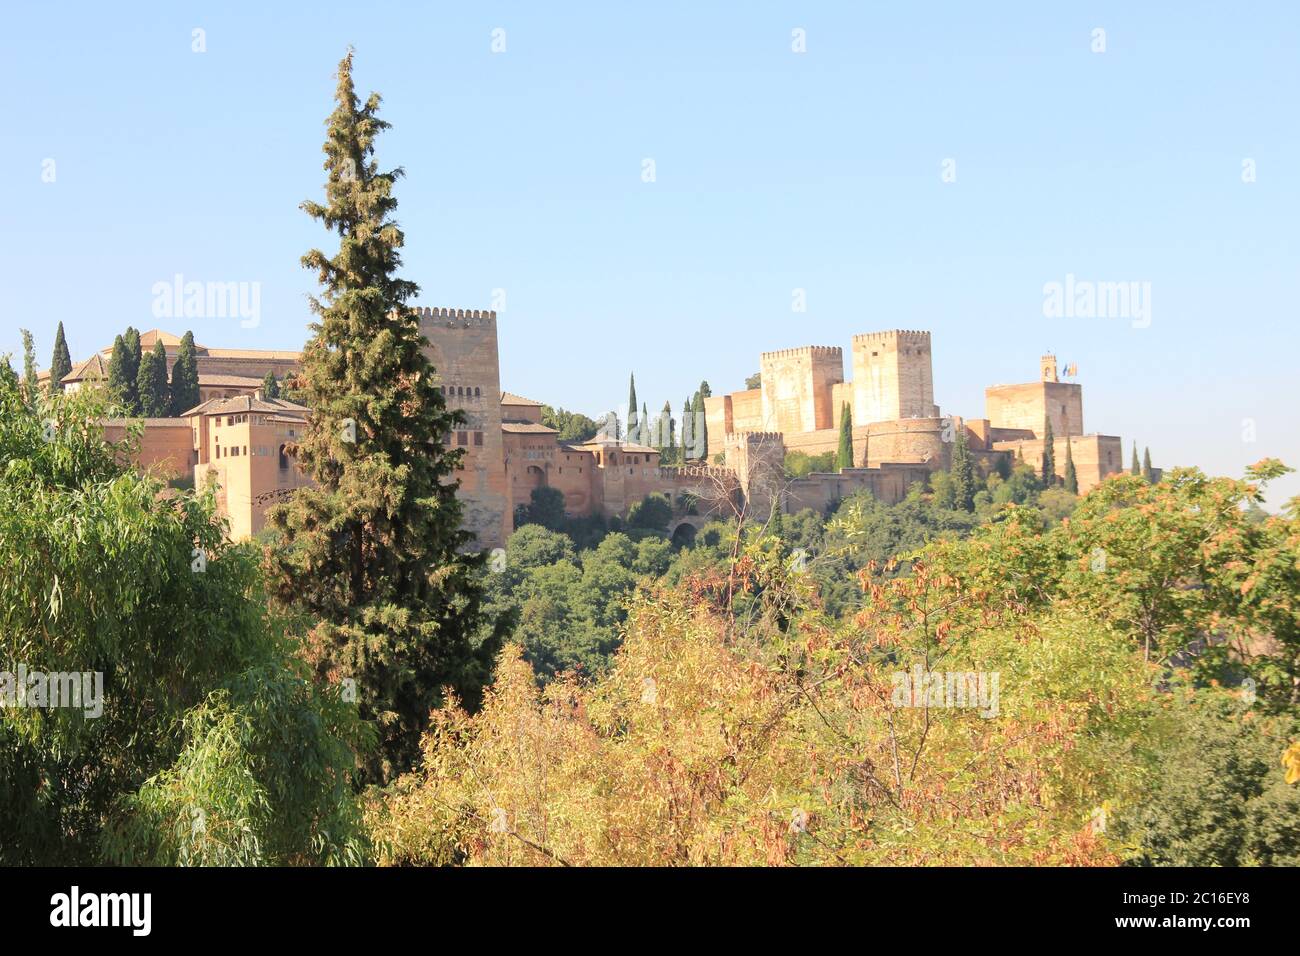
47, 314, 1126, 549
706, 329, 1124, 515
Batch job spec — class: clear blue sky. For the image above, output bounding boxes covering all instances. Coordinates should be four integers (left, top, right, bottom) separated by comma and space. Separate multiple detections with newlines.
3, 2, 1297, 502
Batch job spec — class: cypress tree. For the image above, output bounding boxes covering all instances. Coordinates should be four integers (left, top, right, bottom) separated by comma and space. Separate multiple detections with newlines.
641, 401, 649, 446
262, 370, 280, 399
681, 395, 693, 460
695, 381, 712, 459
137, 339, 170, 417
123, 328, 142, 410
267, 50, 505, 784
951, 424, 976, 511
169, 331, 201, 415
627, 373, 638, 442
836, 402, 854, 470
108, 334, 139, 413
1041, 415, 1056, 486
1142, 447, 1154, 483
48, 321, 72, 395
1063, 438, 1079, 494
1131, 442, 1141, 476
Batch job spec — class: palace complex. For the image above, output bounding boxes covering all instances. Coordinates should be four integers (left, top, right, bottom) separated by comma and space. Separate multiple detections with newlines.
41, 312, 1129, 550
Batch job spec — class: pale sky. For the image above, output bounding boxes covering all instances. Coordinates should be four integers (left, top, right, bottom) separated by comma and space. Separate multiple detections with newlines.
4, 1, 1297, 503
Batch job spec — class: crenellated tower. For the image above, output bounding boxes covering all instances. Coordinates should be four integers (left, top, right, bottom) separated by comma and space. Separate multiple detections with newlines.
850, 330, 937, 424
417, 307, 510, 550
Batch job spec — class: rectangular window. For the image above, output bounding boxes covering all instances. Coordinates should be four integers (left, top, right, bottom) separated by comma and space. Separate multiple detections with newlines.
473, 432, 484, 446
458, 431, 468, 446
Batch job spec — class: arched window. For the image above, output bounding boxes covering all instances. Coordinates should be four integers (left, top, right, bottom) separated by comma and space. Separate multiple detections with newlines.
474, 386, 481, 397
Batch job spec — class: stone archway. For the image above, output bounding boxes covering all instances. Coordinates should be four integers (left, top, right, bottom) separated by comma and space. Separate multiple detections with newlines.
667, 516, 705, 548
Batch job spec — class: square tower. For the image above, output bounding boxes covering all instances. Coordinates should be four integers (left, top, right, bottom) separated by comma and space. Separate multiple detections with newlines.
758, 345, 843, 435
985, 355, 1084, 439
418, 307, 510, 550
851, 330, 936, 424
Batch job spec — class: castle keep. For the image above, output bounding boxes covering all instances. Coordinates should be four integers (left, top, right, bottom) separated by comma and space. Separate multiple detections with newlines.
58, 315, 1127, 548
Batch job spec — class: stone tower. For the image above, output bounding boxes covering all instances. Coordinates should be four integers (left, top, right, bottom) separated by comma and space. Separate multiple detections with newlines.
850, 330, 936, 424
417, 307, 510, 550
759, 345, 843, 434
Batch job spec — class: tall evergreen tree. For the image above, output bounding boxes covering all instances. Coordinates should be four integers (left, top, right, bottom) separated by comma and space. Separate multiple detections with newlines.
681, 395, 693, 460
267, 50, 505, 784
1142, 446, 1154, 483
123, 327, 142, 405
137, 339, 170, 417
19, 329, 37, 401
48, 321, 72, 395
1041, 415, 1056, 486
836, 402, 854, 470
169, 331, 201, 415
641, 401, 649, 446
262, 370, 281, 399
1063, 438, 1079, 494
694, 380, 711, 460
1131, 442, 1141, 476
627, 373, 638, 443
661, 400, 675, 463
951, 424, 976, 511
107, 334, 139, 414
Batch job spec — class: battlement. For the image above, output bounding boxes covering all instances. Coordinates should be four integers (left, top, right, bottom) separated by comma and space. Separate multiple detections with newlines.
759, 344, 843, 361
415, 306, 497, 326
851, 329, 931, 346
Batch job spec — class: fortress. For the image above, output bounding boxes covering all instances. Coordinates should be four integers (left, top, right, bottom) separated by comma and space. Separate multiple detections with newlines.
47, 315, 1127, 549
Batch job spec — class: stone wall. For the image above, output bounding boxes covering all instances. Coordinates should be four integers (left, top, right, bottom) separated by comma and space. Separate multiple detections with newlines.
992, 434, 1124, 494
101, 419, 195, 480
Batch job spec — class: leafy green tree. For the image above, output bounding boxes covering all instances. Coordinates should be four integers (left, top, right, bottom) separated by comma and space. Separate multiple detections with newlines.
1040, 415, 1055, 486
262, 370, 280, 399
1115, 690, 1300, 866
784, 449, 836, 478
1063, 438, 1078, 494
267, 50, 505, 784
627, 493, 672, 531
169, 331, 201, 415
48, 321, 72, 395
515, 486, 566, 530
836, 402, 854, 470
540, 405, 600, 442
744, 372, 761, 390
137, 340, 170, 417
0, 374, 368, 865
